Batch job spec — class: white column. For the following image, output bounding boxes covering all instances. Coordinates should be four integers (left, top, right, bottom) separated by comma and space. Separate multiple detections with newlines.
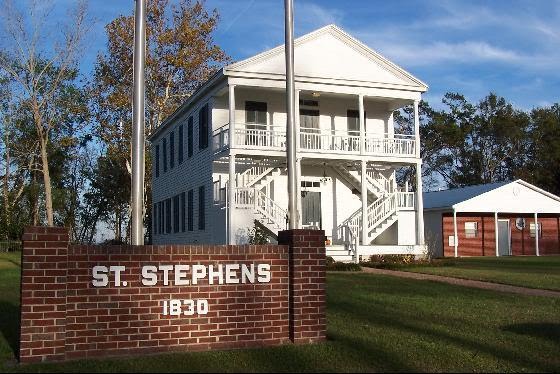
535, 213, 539, 256
495, 212, 499, 256
228, 154, 236, 244
294, 90, 301, 229
361, 160, 368, 245
453, 208, 458, 257
228, 84, 236, 148
359, 94, 365, 155
415, 162, 425, 245
413, 100, 420, 158
296, 157, 302, 228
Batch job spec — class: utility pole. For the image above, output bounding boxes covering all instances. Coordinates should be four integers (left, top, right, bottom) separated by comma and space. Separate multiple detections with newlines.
131, 0, 146, 245
284, 0, 298, 229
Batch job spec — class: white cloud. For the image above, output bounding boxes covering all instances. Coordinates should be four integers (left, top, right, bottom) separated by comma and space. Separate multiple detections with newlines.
296, 2, 343, 27
376, 41, 521, 66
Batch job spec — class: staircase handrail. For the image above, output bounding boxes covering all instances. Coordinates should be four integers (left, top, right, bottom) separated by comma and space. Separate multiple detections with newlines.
367, 192, 397, 230
254, 189, 288, 230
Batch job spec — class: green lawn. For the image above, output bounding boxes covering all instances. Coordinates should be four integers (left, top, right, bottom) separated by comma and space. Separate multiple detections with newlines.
389, 256, 560, 291
1, 252, 559, 372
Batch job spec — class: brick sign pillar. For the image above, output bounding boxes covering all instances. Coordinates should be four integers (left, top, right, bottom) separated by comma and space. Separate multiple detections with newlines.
19, 227, 326, 363
278, 229, 327, 344
20, 227, 70, 363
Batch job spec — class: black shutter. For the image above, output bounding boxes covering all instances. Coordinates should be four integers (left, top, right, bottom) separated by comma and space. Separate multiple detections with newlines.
187, 190, 194, 231
173, 195, 180, 233
198, 186, 205, 230
162, 138, 168, 172
165, 198, 172, 234
153, 203, 157, 235
181, 192, 186, 232
155, 145, 160, 178
178, 124, 184, 164
198, 104, 209, 150
187, 117, 193, 157
169, 131, 175, 169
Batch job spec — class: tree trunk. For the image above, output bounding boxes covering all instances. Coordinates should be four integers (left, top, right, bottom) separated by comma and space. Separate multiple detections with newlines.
3, 132, 10, 240
31, 170, 39, 226
32, 100, 54, 226
39, 135, 54, 226
115, 210, 121, 241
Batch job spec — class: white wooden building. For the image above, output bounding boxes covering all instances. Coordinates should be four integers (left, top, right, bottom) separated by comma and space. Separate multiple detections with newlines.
148, 25, 428, 262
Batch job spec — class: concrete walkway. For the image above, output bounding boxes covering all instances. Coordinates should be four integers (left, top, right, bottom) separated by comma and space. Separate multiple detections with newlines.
361, 267, 560, 298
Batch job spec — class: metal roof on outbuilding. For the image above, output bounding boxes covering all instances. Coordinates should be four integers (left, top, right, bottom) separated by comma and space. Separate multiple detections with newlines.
423, 180, 560, 214
423, 181, 509, 210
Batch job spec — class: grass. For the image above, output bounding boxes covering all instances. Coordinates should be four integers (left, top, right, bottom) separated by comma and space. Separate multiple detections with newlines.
386, 256, 560, 291
1, 252, 559, 372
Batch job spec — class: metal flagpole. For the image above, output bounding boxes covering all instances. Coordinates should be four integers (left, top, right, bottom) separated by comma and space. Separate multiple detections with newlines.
284, 0, 298, 229
131, 0, 146, 245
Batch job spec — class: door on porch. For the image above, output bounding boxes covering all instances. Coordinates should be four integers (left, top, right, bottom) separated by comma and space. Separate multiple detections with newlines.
497, 219, 511, 256
301, 191, 321, 229
245, 101, 267, 146
300, 109, 320, 149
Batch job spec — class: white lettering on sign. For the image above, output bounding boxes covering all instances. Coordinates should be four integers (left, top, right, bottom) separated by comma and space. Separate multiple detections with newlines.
92, 265, 127, 287
91, 263, 272, 317
92, 263, 272, 287
162, 299, 209, 316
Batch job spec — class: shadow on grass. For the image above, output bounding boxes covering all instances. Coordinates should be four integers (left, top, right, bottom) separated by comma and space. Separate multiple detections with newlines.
328, 273, 558, 372
502, 323, 560, 344
0, 301, 19, 360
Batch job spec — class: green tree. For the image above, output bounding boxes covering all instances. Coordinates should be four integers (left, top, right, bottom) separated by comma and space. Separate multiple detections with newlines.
0, 0, 90, 226
419, 93, 530, 189
91, 0, 229, 242
524, 104, 560, 195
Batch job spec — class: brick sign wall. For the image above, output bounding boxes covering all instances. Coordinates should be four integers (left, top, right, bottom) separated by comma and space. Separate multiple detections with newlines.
19, 227, 326, 363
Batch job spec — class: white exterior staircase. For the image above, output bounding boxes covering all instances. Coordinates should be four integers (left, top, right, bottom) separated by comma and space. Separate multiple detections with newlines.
330, 165, 395, 202
233, 163, 287, 239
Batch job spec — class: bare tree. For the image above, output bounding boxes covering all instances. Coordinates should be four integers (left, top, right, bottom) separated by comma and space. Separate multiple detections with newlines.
0, 0, 91, 226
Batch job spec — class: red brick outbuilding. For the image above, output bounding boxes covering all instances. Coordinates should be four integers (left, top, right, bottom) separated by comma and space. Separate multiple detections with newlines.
423, 180, 560, 257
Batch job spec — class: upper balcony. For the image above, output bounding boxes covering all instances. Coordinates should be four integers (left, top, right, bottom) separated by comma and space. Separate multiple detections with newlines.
213, 123, 415, 158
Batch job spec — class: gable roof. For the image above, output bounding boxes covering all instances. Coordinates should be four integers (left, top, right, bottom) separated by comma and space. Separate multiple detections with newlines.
424, 180, 560, 214
424, 181, 509, 210
225, 24, 428, 91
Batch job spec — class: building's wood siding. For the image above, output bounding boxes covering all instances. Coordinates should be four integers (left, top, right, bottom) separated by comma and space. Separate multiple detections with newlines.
442, 213, 560, 257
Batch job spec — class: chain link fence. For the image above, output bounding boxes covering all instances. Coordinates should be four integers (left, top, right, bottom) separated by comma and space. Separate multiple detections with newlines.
0, 240, 22, 252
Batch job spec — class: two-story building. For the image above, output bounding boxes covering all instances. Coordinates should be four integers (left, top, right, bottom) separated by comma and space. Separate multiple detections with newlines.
149, 25, 428, 262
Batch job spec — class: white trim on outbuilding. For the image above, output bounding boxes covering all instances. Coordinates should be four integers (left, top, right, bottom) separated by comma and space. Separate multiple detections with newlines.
423, 180, 560, 258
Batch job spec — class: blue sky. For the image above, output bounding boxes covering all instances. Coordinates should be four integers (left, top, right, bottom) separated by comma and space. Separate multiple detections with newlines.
51, 0, 560, 110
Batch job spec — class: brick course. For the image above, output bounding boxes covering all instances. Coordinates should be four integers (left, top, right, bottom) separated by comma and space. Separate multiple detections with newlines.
19, 227, 326, 363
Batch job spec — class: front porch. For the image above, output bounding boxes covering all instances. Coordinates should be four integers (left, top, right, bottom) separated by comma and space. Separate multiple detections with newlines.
213, 157, 426, 259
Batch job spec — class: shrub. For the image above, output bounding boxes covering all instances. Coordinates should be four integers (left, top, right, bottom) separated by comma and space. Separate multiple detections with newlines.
361, 254, 428, 269
247, 222, 269, 244
326, 261, 361, 272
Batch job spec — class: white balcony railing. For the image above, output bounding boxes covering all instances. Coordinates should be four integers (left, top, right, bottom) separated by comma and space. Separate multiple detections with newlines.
300, 129, 361, 154
364, 133, 415, 156
211, 123, 417, 157
212, 124, 229, 152
235, 124, 286, 150
397, 192, 415, 209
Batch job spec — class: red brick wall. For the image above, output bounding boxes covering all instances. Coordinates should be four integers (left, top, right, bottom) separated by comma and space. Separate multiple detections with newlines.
442, 214, 560, 257
20, 227, 326, 363
278, 229, 327, 344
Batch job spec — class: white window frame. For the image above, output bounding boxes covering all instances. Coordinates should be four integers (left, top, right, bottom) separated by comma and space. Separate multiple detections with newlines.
465, 221, 478, 238
529, 222, 542, 238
